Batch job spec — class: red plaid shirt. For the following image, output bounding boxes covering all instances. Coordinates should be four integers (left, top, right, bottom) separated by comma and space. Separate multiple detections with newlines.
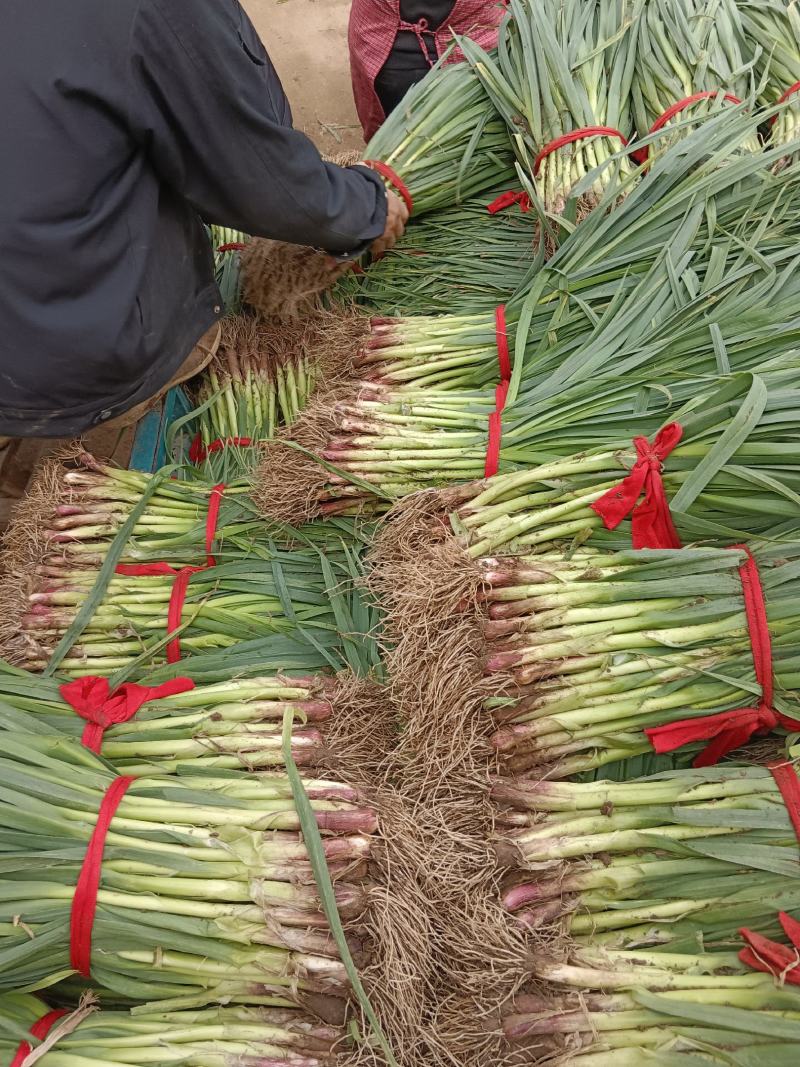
348, 0, 505, 141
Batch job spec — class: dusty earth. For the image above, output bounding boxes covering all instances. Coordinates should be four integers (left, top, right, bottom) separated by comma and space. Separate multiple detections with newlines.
243, 0, 366, 154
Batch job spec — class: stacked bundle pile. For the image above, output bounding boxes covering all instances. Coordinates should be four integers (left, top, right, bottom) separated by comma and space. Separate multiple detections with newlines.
0, 453, 378, 675
0, 713, 377, 1018
253, 119, 800, 519
631, 0, 758, 161
495, 759, 800, 1062
6, 5, 800, 1066
743, 0, 800, 153
0, 994, 341, 1066
463, 0, 639, 214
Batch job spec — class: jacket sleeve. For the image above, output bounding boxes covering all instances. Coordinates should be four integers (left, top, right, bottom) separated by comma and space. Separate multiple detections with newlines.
127, 0, 387, 256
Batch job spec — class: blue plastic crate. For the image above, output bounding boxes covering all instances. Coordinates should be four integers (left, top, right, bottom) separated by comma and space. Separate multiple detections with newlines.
129, 387, 193, 473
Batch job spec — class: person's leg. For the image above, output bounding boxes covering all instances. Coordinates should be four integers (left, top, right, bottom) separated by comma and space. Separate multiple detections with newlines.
103, 323, 221, 431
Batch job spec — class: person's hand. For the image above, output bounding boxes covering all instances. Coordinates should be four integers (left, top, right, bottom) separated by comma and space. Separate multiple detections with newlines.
369, 188, 409, 259
323, 256, 356, 277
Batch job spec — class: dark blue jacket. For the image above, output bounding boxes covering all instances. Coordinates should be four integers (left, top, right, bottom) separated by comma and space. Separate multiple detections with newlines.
0, 0, 386, 436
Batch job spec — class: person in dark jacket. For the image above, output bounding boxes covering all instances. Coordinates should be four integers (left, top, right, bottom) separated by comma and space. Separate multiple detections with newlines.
0, 0, 407, 440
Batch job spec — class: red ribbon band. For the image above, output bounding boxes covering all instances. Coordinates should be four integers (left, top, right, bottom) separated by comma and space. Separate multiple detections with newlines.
771, 81, 800, 125
216, 242, 247, 254
534, 126, 630, 176
70, 776, 136, 977
115, 484, 225, 662
485, 305, 512, 478
738, 763, 800, 983
11, 1009, 70, 1067
632, 91, 742, 165
740, 912, 800, 986
363, 160, 414, 215
189, 434, 254, 465
646, 546, 800, 766
770, 761, 800, 846
487, 190, 532, 215
590, 424, 684, 550
59, 676, 196, 754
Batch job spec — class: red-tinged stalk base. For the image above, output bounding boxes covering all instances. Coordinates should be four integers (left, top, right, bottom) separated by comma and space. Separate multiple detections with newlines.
0, 447, 93, 666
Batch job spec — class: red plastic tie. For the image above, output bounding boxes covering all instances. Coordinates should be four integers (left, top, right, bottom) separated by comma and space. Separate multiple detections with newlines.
59, 676, 196, 754
485, 306, 512, 478
70, 776, 136, 977
634, 91, 742, 165
115, 484, 226, 662
534, 126, 630, 176
646, 546, 800, 766
487, 190, 532, 215
363, 160, 414, 215
739, 912, 800, 986
216, 242, 246, 254
771, 81, 800, 125
590, 424, 684, 549
11, 1009, 70, 1067
494, 304, 512, 381
189, 434, 253, 464
770, 760, 800, 846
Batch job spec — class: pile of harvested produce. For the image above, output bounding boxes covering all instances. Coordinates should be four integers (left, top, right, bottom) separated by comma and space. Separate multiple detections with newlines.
0, 452, 378, 674
364, 57, 516, 216
0, 712, 376, 1016
496, 757, 800, 1060
332, 187, 538, 316
5, 3, 800, 1066
463, 0, 639, 214
252, 114, 800, 520
0, 993, 342, 1066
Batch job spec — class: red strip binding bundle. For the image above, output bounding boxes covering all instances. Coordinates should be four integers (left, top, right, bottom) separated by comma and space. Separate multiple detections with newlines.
70, 777, 136, 977
634, 91, 742, 167
485, 305, 513, 478
590, 424, 684, 550
10, 1009, 70, 1067
647, 546, 800, 765
59, 676, 195, 754
534, 126, 630, 176
487, 190, 532, 215
115, 484, 226, 662
363, 159, 414, 215
770, 761, 800, 846
740, 912, 800, 986
189, 435, 253, 465
770, 81, 800, 125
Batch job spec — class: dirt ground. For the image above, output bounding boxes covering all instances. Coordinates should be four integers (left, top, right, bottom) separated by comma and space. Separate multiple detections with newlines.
243, 0, 366, 155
